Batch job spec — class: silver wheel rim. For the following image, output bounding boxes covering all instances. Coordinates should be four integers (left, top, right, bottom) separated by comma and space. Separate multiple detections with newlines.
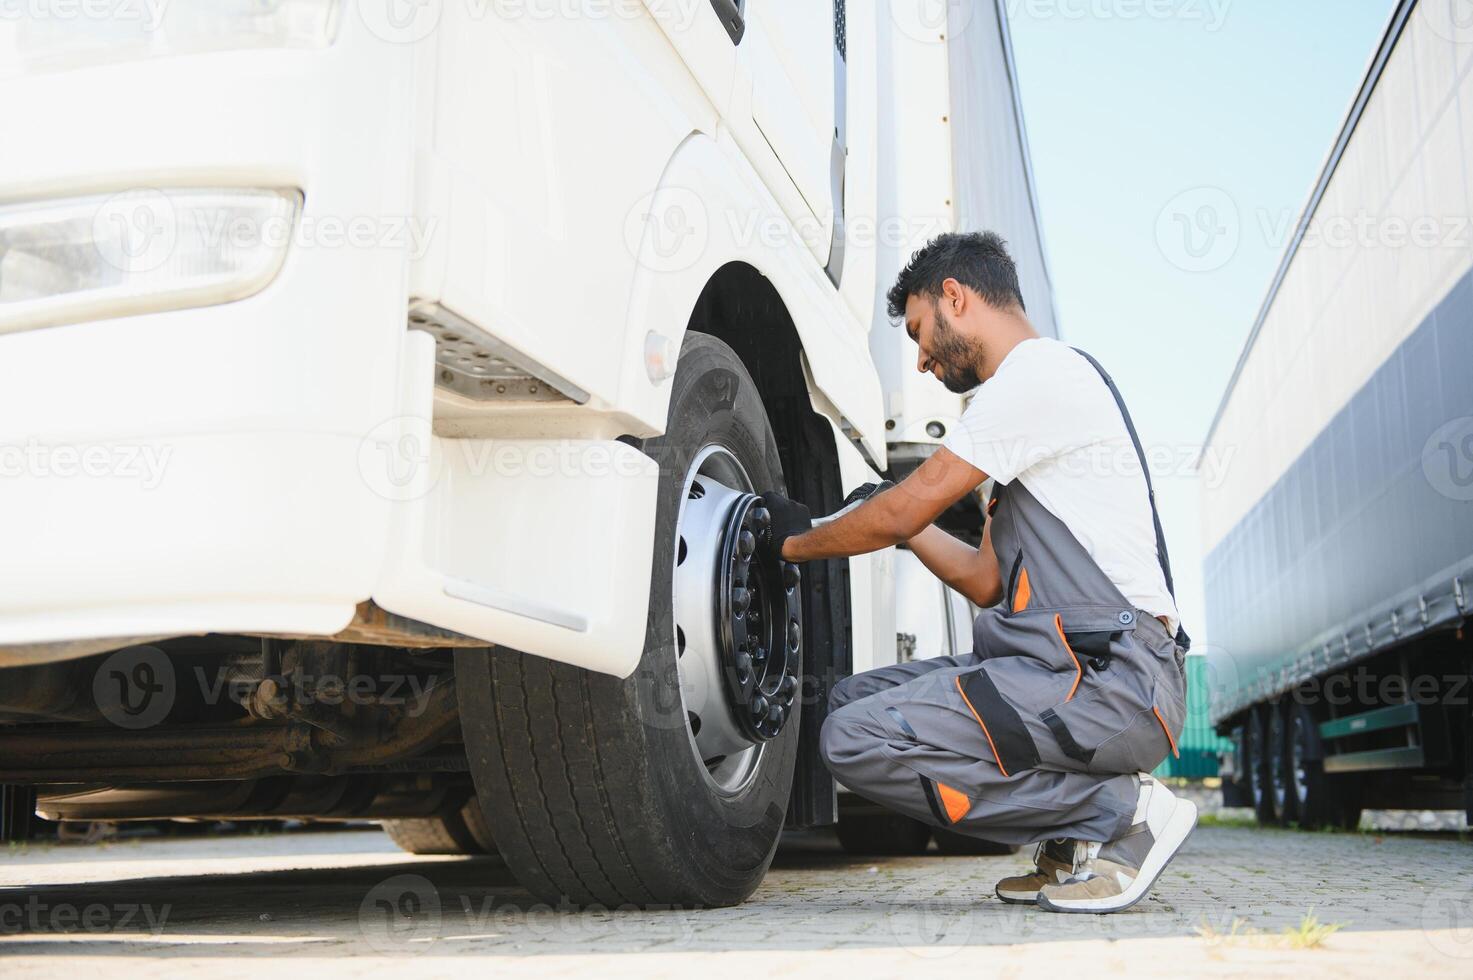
1247, 718, 1266, 808
1270, 713, 1289, 812
1291, 713, 1311, 807
672, 446, 764, 796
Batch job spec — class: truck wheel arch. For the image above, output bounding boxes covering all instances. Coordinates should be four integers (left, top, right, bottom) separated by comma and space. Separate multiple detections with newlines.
617, 134, 885, 462
683, 263, 855, 828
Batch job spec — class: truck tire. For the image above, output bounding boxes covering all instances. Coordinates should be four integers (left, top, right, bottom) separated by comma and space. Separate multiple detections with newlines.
1465, 710, 1473, 831
457, 333, 803, 909
381, 795, 497, 856
1268, 700, 1298, 825
1333, 785, 1363, 831
1245, 704, 1277, 825
1283, 699, 1358, 829
836, 812, 932, 856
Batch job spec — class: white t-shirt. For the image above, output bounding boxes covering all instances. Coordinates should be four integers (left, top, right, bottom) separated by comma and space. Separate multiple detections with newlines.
940, 337, 1179, 631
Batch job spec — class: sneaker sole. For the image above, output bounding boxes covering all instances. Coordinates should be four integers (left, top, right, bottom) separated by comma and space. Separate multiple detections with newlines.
1035, 798, 1198, 915
994, 889, 1039, 905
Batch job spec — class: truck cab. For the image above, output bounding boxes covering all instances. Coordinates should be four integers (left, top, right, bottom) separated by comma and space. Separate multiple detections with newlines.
0, 0, 1055, 905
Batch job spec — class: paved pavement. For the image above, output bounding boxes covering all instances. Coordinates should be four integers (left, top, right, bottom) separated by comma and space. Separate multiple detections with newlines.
1, 823, 1471, 977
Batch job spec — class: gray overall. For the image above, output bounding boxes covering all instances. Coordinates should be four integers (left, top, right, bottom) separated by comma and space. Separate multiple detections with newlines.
820, 351, 1189, 846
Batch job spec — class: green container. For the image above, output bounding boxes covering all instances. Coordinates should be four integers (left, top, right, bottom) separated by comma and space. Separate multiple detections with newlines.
1153, 655, 1232, 779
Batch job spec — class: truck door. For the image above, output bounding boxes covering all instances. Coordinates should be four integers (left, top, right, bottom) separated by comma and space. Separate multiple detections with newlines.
732, 1, 842, 274
644, 2, 845, 277
637, 1, 743, 116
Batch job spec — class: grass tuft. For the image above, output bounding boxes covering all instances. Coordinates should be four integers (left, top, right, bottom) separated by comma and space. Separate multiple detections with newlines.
1196, 910, 1343, 950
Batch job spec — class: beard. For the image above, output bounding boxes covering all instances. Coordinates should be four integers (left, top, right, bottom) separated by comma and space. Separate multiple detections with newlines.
930, 306, 983, 393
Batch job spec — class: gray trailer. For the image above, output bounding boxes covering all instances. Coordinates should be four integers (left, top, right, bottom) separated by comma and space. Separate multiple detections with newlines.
1201, 0, 1473, 827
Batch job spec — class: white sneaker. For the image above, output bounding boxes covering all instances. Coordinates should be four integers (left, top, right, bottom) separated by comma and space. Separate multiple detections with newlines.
1036, 774, 1197, 914
993, 838, 1078, 904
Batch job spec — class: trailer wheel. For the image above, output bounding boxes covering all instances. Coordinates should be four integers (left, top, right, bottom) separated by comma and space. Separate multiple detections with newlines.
836, 812, 932, 856
1245, 704, 1277, 825
381, 795, 497, 856
456, 333, 802, 909
1268, 700, 1298, 824
1284, 700, 1355, 829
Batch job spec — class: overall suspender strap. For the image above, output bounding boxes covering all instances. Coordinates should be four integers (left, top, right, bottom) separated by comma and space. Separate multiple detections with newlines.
1071, 347, 1192, 652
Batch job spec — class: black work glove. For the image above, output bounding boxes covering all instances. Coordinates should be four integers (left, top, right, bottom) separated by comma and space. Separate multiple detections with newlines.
840, 480, 895, 510
757, 490, 811, 561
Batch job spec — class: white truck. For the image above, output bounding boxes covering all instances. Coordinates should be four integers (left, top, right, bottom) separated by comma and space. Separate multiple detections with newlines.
0, 0, 1055, 906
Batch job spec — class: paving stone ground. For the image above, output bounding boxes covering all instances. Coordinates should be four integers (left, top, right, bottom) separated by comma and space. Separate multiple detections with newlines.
1, 821, 1470, 977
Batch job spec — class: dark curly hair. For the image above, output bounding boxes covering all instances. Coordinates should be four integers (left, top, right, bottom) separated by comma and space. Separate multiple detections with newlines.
885, 231, 1025, 321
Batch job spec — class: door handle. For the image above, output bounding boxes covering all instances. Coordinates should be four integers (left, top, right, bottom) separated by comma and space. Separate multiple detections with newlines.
709, 0, 745, 44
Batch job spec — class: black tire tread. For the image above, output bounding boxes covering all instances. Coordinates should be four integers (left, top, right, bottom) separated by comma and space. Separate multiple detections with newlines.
460, 333, 796, 909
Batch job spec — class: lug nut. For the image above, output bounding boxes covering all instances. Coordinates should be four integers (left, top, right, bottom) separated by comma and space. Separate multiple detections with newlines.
778, 674, 798, 699
766, 704, 785, 727
782, 563, 800, 588
735, 651, 752, 672
738, 529, 756, 556
752, 507, 771, 529
751, 695, 769, 718
788, 620, 801, 649
732, 587, 750, 613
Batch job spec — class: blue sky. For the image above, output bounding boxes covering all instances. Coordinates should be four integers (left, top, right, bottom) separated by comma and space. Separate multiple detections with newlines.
1005, 0, 1397, 647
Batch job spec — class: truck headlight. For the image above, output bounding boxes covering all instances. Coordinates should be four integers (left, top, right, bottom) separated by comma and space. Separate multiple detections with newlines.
0, 188, 301, 335
1, 0, 341, 77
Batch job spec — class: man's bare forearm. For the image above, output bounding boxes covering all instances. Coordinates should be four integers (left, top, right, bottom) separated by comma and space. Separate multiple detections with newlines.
906, 523, 1002, 607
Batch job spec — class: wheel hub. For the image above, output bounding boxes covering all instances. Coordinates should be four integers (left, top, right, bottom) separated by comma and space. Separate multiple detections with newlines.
672, 449, 802, 792
715, 495, 802, 741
